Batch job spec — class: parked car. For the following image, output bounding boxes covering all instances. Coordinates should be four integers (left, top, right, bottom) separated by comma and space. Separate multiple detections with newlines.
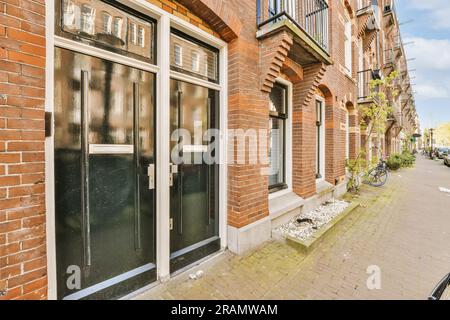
436, 147, 449, 159
429, 273, 450, 300
444, 153, 450, 167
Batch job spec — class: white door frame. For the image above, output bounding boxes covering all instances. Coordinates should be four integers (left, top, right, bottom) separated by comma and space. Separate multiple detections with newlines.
45, 0, 228, 299
315, 95, 326, 182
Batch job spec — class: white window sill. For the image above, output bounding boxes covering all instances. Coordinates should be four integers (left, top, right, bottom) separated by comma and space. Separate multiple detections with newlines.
268, 187, 291, 200
316, 180, 335, 196
269, 191, 304, 221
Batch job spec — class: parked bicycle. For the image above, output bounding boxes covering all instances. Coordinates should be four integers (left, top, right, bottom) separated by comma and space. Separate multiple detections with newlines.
353, 160, 389, 190
365, 160, 389, 187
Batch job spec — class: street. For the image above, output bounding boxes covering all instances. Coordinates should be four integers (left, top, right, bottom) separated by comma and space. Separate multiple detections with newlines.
138, 156, 450, 300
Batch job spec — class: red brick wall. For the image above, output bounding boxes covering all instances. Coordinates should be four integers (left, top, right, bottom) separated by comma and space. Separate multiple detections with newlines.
292, 64, 326, 198
149, 0, 221, 38
226, 0, 270, 228
0, 0, 47, 300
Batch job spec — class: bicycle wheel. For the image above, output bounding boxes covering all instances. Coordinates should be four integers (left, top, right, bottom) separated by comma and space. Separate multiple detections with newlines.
366, 168, 388, 187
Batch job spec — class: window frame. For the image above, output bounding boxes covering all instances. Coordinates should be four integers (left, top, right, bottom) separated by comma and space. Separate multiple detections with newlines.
268, 80, 292, 195
170, 28, 220, 84
55, 0, 157, 64
315, 96, 326, 181
346, 109, 351, 160
191, 50, 200, 72
173, 43, 183, 66
344, 13, 352, 76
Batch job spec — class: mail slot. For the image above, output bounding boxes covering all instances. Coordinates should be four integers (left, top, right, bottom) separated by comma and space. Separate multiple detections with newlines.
89, 144, 134, 155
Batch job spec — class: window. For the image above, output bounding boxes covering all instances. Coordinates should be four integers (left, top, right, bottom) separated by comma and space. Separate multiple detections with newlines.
59, 0, 156, 62
103, 13, 112, 34
113, 17, 123, 38
191, 51, 200, 72
138, 26, 145, 48
63, 0, 76, 28
130, 22, 137, 44
344, 15, 352, 75
269, 82, 288, 191
80, 5, 95, 35
170, 32, 219, 82
316, 98, 325, 180
346, 109, 350, 160
174, 44, 183, 66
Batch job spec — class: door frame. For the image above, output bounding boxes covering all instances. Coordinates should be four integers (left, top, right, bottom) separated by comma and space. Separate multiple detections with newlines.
45, 0, 228, 299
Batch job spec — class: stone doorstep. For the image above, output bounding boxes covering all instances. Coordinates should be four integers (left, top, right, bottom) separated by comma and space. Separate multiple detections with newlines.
284, 201, 361, 254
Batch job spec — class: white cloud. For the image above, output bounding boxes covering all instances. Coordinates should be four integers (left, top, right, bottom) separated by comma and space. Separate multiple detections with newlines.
415, 84, 449, 99
406, 0, 450, 29
400, 37, 450, 99
404, 37, 450, 71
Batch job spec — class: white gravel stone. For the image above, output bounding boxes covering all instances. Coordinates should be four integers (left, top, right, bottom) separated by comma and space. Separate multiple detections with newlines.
275, 199, 350, 241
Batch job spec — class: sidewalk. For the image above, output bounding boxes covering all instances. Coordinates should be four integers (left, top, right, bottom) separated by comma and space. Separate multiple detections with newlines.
137, 156, 450, 300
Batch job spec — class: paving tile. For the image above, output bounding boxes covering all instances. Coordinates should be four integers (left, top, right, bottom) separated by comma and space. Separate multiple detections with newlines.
136, 157, 450, 300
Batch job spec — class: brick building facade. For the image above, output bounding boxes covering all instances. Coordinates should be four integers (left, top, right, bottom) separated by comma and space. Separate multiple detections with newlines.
0, 0, 418, 300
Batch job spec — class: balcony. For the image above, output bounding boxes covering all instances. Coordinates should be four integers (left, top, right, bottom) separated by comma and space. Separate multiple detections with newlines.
257, 0, 332, 65
358, 69, 381, 102
400, 92, 413, 108
384, 48, 395, 70
357, 0, 381, 31
393, 33, 404, 58
383, 0, 396, 25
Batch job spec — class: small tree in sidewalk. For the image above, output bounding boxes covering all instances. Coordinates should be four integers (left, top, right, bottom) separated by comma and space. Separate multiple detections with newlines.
347, 71, 399, 193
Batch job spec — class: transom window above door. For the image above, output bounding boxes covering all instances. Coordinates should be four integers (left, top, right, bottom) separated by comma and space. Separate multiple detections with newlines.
170, 31, 219, 83
57, 0, 156, 63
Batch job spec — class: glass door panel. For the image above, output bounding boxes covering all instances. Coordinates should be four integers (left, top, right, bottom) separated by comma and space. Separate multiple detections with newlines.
54, 47, 156, 300
169, 79, 220, 272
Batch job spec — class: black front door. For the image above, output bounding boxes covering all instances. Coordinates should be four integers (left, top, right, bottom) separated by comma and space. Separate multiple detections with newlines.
54, 48, 156, 299
169, 79, 220, 272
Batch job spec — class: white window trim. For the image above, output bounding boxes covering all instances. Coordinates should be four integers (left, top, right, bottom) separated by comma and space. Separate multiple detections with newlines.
344, 15, 352, 76
269, 77, 293, 200
45, 0, 228, 299
316, 95, 326, 183
346, 109, 350, 161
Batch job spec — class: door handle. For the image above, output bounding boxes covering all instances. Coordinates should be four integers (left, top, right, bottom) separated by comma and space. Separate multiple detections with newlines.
147, 164, 155, 190
169, 163, 178, 187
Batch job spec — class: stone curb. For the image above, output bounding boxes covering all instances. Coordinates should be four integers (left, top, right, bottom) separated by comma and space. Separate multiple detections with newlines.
285, 201, 361, 254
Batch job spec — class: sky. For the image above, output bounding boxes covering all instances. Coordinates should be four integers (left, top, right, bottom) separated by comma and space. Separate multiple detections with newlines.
396, 0, 450, 130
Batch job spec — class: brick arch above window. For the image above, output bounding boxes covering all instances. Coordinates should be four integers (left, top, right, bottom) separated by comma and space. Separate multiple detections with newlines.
281, 58, 304, 83
346, 101, 357, 115
317, 84, 334, 106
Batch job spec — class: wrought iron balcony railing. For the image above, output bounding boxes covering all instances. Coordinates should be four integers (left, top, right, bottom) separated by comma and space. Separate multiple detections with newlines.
393, 33, 402, 50
357, 0, 379, 16
358, 69, 381, 100
357, 0, 371, 12
384, 48, 395, 67
257, 0, 329, 53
